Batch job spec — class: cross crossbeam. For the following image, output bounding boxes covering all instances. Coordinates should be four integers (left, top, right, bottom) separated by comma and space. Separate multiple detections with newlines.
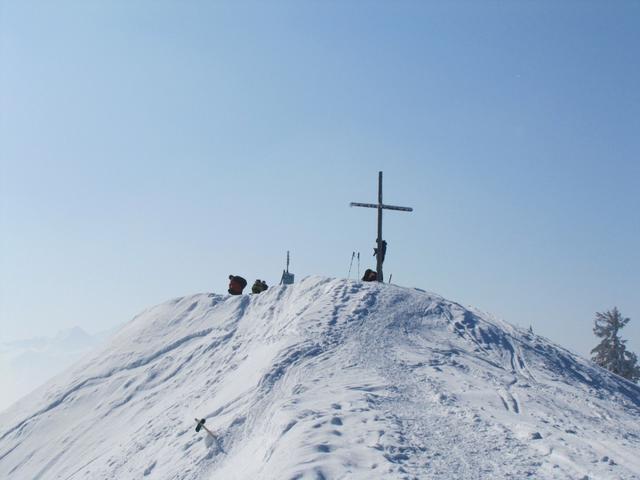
350, 202, 413, 212
350, 171, 413, 282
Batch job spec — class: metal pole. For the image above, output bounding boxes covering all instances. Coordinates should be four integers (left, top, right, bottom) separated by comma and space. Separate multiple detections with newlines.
377, 171, 383, 282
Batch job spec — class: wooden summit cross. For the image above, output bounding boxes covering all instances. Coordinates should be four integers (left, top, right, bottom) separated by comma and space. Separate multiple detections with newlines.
350, 171, 413, 282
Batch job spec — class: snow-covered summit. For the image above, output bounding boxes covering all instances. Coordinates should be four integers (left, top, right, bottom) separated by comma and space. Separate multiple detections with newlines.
0, 277, 638, 479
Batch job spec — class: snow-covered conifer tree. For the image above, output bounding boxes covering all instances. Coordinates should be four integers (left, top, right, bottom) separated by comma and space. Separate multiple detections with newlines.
590, 307, 640, 383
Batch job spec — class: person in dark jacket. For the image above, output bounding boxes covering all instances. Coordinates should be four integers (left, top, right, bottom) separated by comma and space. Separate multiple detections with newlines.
251, 279, 269, 294
228, 275, 247, 295
362, 269, 378, 282
373, 240, 387, 264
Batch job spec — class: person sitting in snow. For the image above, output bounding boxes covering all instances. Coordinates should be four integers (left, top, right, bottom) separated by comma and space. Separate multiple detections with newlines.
252, 279, 268, 294
228, 275, 247, 295
362, 269, 378, 282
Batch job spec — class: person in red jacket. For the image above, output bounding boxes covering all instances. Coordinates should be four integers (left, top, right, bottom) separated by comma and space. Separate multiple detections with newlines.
228, 275, 247, 295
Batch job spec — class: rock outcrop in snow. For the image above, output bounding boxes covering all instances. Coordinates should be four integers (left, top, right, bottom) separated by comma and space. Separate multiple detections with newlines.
0, 277, 638, 479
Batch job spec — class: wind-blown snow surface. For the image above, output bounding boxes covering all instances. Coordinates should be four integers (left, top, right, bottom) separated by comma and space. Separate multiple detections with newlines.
1, 277, 639, 479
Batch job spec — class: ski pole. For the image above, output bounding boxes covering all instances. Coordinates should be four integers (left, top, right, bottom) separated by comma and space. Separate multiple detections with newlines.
347, 251, 355, 279
195, 418, 217, 439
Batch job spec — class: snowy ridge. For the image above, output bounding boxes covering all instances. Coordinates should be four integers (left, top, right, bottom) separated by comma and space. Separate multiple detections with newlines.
0, 277, 638, 479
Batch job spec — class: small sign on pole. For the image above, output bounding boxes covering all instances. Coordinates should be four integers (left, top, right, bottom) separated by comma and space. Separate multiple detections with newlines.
280, 251, 295, 285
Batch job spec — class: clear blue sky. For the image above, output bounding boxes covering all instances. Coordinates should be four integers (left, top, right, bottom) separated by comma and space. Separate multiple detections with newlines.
1, 1, 638, 357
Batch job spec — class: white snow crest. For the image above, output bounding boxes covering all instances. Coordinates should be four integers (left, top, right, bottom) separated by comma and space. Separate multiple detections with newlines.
0, 277, 638, 479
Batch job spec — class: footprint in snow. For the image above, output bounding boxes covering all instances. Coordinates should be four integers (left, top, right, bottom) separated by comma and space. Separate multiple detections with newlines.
204, 433, 222, 455
143, 461, 156, 476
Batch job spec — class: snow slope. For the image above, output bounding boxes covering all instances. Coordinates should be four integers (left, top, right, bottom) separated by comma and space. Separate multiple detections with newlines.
0, 277, 638, 479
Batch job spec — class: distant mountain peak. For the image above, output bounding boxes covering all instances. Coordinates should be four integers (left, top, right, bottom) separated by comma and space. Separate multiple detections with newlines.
54, 325, 90, 340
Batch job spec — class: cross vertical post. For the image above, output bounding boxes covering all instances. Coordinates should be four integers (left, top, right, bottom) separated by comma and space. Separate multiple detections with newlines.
377, 171, 383, 282
350, 171, 413, 283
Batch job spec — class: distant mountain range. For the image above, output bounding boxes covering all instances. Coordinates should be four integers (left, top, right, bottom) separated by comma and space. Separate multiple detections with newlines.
0, 325, 119, 412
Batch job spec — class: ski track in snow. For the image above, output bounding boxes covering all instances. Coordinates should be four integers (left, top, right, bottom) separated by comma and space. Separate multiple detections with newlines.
0, 276, 639, 479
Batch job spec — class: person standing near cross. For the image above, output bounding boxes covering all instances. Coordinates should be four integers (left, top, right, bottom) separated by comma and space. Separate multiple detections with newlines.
350, 171, 413, 282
